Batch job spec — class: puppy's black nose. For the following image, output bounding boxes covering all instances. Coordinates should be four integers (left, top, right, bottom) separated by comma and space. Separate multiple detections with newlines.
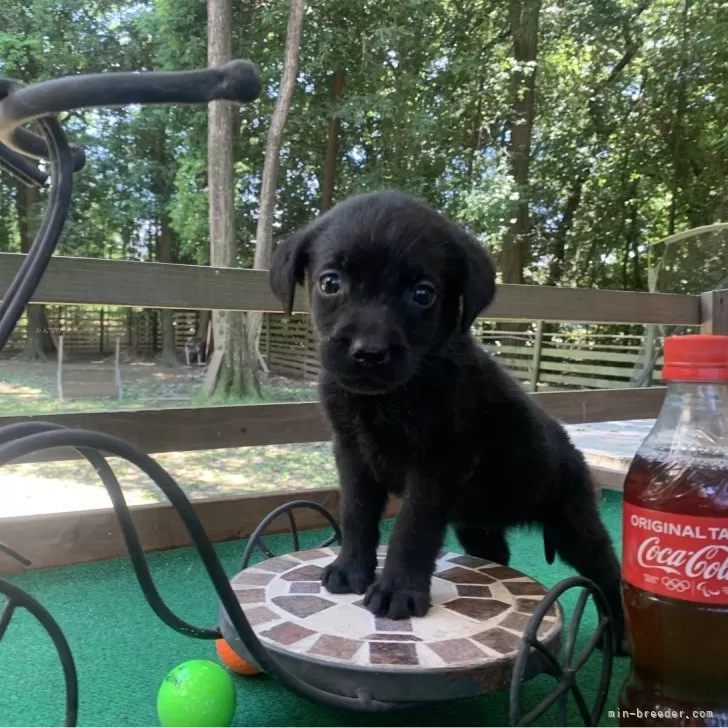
350, 340, 389, 365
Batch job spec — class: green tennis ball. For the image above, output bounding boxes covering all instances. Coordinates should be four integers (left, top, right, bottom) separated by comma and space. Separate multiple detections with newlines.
157, 659, 236, 727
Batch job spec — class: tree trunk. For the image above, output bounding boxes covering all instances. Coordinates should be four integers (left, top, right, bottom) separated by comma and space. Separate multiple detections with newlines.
547, 173, 586, 286
15, 182, 56, 361
246, 0, 306, 382
321, 67, 346, 213
157, 214, 178, 366
500, 0, 540, 286
208, 0, 260, 398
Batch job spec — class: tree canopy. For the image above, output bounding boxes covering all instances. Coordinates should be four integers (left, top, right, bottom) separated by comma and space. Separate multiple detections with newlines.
2, 0, 727, 300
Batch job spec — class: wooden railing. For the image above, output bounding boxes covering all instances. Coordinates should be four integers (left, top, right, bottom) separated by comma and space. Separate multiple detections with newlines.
262, 316, 687, 391
0, 251, 725, 573
0, 253, 701, 323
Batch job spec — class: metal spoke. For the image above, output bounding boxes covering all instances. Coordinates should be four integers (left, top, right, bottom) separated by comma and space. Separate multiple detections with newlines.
516, 678, 571, 726
0, 600, 16, 641
509, 576, 614, 727
570, 679, 594, 726
287, 508, 300, 552
240, 500, 341, 570
565, 588, 590, 664
573, 618, 608, 671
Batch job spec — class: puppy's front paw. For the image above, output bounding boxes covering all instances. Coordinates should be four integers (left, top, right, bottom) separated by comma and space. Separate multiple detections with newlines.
321, 558, 375, 595
363, 577, 431, 619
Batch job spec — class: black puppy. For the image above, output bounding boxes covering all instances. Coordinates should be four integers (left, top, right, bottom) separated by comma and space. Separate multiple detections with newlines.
269, 191, 626, 653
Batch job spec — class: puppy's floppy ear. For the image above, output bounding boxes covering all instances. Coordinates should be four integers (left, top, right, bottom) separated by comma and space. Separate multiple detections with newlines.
269, 223, 318, 315
447, 224, 497, 332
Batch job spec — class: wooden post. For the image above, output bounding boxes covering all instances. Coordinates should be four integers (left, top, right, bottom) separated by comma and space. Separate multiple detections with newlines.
530, 320, 544, 392
115, 335, 123, 400
700, 289, 728, 335
301, 321, 310, 381
265, 314, 271, 366
57, 334, 64, 402
99, 308, 105, 355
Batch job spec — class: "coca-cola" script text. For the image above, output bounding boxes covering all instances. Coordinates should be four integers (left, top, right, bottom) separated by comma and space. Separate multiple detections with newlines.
623, 502, 728, 604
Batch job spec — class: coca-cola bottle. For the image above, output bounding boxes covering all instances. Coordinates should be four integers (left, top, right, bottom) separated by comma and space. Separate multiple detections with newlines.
620, 334, 728, 726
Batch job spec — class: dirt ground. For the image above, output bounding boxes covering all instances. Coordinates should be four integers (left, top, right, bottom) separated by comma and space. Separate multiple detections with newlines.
0, 356, 335, 516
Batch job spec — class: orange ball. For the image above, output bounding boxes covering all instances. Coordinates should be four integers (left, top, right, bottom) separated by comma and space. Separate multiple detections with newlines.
215, 638, 260, 676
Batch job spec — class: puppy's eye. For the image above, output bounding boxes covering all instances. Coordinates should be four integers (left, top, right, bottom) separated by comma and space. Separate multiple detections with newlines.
411, 282, 436, 308
319, 272, 342, 295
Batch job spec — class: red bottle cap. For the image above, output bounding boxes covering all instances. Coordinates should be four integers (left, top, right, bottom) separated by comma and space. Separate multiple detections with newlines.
662, 334, 728, 381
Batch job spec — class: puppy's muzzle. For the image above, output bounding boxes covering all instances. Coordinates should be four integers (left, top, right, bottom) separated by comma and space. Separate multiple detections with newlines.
321, 322, 413, 392
349, 338, 390, 366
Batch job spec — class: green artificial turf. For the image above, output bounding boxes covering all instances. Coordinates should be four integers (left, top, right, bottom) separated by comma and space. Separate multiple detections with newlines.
0, 491, 628, 727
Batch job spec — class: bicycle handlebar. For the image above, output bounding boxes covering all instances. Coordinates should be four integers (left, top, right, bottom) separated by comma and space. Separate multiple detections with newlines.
0, 60, 261, 179
0, 59, 261, 351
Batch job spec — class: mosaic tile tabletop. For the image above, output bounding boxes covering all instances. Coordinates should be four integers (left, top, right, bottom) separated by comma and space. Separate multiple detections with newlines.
229, 546, 562, 671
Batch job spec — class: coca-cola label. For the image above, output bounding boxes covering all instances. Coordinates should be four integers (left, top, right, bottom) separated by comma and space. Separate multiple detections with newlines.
623, 502, 728, 604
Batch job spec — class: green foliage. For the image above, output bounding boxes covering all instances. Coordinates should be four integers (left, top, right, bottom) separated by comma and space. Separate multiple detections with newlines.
1, 0, 727, 296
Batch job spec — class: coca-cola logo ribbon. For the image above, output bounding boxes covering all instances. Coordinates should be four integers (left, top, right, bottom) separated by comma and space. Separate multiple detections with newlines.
623, 502, 728, 605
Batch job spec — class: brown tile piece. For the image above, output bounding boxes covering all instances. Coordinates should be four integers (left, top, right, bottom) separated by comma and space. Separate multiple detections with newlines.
370, 641, 418, 666
473, 627, 523, 655
515, 598, 556, 617
233, 571, 275, 586
437, 566, 495, 585
308, 635, 362, 660
498, 611, 554, 638
499, 611, 531, 633
456, 584, 492, 598
243, 605, 279, 626
280, 564, 324, 582
260, 621, 315, 645
514, 598, 539, 614
428, 638, 487, 664
364, 633, 422, 642
254, 557, 297, 573
504, 581, 547, 597
444, 598, 511, 621
232, 587, 266, 604
295, 549, 329, 561
537, 620, 558, 637
479, 565, 524, 581
448, 554, 490, 569
272, 595, 335, 618
375, 617, 413, 633
290, 582, 321, 594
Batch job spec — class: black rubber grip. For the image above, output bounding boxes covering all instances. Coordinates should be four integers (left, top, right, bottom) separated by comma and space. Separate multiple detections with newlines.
0, 60, 261, 161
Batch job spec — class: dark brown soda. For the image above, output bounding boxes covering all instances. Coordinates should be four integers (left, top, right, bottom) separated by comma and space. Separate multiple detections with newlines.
620, 450, 728, 727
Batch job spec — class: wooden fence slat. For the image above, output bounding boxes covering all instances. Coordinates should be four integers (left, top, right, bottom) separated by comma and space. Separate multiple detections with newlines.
0, 253, 701, 324
0, 388, 664, 465
486, 284, 699, 324
537, 371, 633, 390
487, 344, 653, 364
